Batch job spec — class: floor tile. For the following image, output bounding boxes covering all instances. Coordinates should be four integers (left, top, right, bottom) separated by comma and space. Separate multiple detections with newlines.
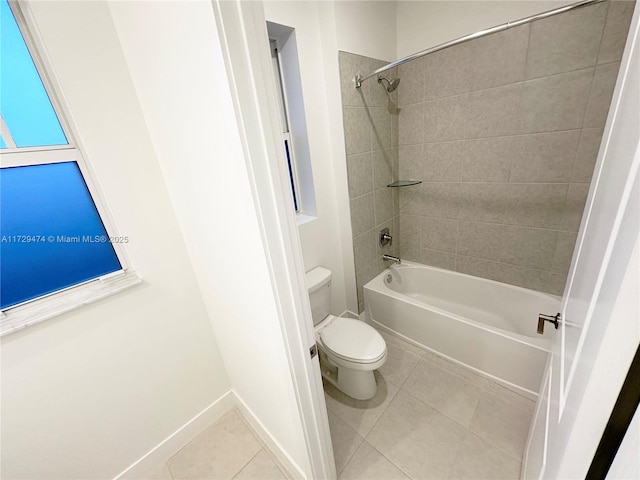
232, 449, 286, 480
324, 373, 399, 438
339, 441, 410, 480
403, 359, 483, 428
367, 390, 466, 480
168, 409, 262, 479
148, 463, 173, 480
328, 411, 364, 474
468, 389, 534, 460
376, 329, 427, 358
377, 342, 421, 388
450, 432, 522, 479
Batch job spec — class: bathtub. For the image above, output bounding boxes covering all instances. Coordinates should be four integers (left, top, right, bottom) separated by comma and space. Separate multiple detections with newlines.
363, 261, 560, 398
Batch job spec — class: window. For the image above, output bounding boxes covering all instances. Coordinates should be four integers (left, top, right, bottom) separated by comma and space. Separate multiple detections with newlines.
0, 0, 139, 335
270, 40, 301, 212
266, 22, 317, 220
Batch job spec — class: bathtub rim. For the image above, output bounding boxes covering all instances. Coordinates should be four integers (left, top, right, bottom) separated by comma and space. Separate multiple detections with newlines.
364, 260, 559, 352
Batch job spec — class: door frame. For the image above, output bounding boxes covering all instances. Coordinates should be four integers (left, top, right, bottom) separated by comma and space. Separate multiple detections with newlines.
211, 1, 336, 479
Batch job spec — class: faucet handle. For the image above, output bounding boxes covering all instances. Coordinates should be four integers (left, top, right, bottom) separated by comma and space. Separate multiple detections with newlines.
379, 228, 392, 247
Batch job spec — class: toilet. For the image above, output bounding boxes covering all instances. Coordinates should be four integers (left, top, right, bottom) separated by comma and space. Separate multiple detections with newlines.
305, 267, 387, 400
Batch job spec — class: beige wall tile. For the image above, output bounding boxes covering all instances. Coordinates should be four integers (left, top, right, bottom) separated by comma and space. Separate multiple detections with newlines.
561, 183, 590, 231
344, 107, 372, 154
486, 262, 551, 292
521, 68, 593, 133
504, 183, 568, 229
398, 144, 423, 180
510, 130, 581, 183
398, 103, 424, 145
466, 84, 522, 139
339, 52, 370, 108
398, 57, 425, 106
525, 3, 606, 79
423, 95, 468, 142
400, 214, 422, 250
424, 141, 464, 182
398, 183, 425, 216
422, 217, 458, 253
455, 255, 493, 278
353, 230, 376, 272
573, 128, 603, 183
346, 152, 373, 199
548, 272, 568, 296
461, 137, 514, 183
598, 1, 636, 64
372, 148, 398, 189
350, 193, 375, 236
584, 61, 621, 128
471, 24, 529, 90
420, 248, 456, 270
457, 221, 503, 261
374, 187, 394, 225
367, 62, 398, 107
371, 107, 393, 151
551, 231, 578, 274
499, 226, 558, 270
422, 183, 461, 219
424, 42, 475, 100
458, 183, 507, 223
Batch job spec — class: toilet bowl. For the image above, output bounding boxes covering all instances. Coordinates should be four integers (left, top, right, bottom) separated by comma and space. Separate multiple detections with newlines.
305, 266, 387, 401
315, 315, 387, 400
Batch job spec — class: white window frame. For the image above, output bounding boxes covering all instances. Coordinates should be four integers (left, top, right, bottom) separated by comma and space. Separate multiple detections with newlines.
0, 1, 140, 336
270, 39, 302, 214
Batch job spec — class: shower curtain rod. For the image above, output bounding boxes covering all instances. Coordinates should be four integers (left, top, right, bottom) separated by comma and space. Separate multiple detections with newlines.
354, 0, 604, 88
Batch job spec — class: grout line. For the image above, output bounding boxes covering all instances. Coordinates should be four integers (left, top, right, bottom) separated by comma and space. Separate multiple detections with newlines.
230, 448, 264, 480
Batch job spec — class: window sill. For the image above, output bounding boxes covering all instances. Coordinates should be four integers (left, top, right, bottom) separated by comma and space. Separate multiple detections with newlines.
0, 269, 142, 337
296, 213, 317, 227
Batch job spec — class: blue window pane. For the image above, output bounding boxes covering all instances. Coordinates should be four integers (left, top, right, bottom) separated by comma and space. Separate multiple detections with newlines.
0, 0, 67, 148
0, 162, 122, 309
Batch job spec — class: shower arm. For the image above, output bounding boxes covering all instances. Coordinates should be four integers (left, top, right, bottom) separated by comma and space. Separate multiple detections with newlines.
354, 0, 604, 89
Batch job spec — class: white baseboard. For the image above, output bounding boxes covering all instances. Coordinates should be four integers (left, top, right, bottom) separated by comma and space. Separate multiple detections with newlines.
233, 391, 306, 480
113, 390, 236, 480
340, 310, 359, 319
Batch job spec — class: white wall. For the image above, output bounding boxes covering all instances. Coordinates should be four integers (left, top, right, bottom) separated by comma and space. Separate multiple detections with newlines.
108, 1, 312, 476
0, 2, 231, 478
264, 1, 356, 315
396, 0, 573, 58
334, 0, 396, 60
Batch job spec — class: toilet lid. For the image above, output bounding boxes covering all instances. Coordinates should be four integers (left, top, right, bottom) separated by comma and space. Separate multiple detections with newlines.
320, 318, 386, 363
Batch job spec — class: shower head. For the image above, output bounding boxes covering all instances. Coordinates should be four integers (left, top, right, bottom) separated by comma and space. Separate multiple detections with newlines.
377, 75, 400, 93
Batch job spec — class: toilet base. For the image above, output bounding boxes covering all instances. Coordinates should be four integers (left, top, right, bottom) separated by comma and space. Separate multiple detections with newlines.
320, 352, 378, 400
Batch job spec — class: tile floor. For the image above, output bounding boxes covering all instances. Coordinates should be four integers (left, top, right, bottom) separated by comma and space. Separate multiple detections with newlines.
147, 329, 535, 480
147, 408, 291, 480
325, 329, 535, 480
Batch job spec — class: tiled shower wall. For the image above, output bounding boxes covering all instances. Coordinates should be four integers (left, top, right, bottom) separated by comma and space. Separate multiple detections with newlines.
339, 52, 400, 312
395, 1, 635, 296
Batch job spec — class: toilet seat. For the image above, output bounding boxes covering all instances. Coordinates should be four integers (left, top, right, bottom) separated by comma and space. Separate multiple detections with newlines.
319, 317, 386, 364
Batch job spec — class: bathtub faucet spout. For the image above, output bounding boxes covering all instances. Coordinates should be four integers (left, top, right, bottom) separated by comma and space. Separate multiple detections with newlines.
383, 254, 401, 265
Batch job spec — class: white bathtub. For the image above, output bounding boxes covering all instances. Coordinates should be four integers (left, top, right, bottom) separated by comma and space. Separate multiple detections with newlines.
363, 261, 560, 398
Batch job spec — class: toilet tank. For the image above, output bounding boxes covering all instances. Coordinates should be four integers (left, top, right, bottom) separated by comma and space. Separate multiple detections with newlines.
305, 267, 332, 326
